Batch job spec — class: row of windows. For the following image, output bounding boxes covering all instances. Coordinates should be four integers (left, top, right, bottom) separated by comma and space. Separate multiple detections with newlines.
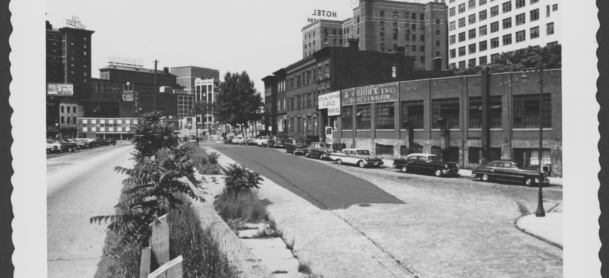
78, 123, 136, 128
92, 82, 123, 94
450, 0, 553, 18
287, 116, 317, 133
378, 10, 426, 21
450, 24, 554, 59
278, 91, 323, 112
60, 116, 77, 124
286, 63, 330, 91
449, 5, 556, 31
60, 105, 79, 113
340, 94, 551, 130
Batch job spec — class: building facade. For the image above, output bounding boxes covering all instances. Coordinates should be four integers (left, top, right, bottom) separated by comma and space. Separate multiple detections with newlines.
170, 66, 220, 94
302, 0, 449, 70
76, 117, 138, 140
447, 0, 561, 68
321, 68, 561, 175
264, 42, 453, 141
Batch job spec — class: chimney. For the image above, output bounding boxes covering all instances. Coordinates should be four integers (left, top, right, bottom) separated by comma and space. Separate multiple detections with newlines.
347, 38, 359, 50
163, 67, 169, 74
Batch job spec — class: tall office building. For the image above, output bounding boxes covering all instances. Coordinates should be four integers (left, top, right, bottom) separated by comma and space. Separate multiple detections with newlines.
446, 0, 561, 69
302, 0, 449, 70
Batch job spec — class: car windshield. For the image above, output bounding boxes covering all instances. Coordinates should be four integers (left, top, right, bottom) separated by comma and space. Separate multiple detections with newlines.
428, 156, 441, 162
319, 143, 330, 148
356, 150, 370, 155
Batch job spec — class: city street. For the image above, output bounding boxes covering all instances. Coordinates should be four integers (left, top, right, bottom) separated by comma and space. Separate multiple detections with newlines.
47, 143, 133, 278
207, 142, 563, 277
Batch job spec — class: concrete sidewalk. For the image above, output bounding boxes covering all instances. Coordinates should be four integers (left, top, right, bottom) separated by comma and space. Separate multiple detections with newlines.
516, 213, 563, 248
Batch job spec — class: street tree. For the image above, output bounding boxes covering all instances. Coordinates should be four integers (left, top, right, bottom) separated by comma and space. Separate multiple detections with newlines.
130, 111, 178, 161
215, 71, 264, 138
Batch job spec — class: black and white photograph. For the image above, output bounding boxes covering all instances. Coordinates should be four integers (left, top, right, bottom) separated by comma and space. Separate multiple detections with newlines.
6, 0, 602, 277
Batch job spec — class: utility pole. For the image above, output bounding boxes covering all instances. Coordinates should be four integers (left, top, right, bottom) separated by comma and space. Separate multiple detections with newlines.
153, 60, 158, 111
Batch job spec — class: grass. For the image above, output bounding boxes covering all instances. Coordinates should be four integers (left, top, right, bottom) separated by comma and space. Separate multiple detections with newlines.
214, 189, 272, 232
185, 143, 224, 175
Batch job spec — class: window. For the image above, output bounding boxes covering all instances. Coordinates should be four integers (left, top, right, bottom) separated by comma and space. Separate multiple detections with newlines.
553, 4, 558, 11
393, 32, 398, 40
547, 22, 554, 35
459, 61, 466, 68
516, 30, 526, 42
450, 49, 456, 58
530, 9, 539, 21
412, 13, 416, 19
469, 14, 476, 24
491, 21, 499, 33
480, 40, 488, 51
530, 0, 539, 3
356, 104, 371, 129
450, 7, 456, 17
503, 34, 512, 45
380, 43, 385, 52
60, 116, 64, 123
516, 0, 525, 8
450, 35, 456, 45
393, 11, 398, 19
376, 102, 395, 129
459, 47, 466, 56
469, 29, 476, 39
468, 58, 476, 66
479, 0, 487, 5
491, 6, 499, 17
479, 10, 487, 21
546, 5, 550, 17
513, 94, 552, 128
420, 13, 424, 20
459, 32, 466, 42
468, 0, 476, 9
459, 18, 465, 28
411, 45, 417, 52
412, 34, 417, 41
436, 29, 440, 35
491, 53, 499, 62
400, 101, 424, 129
436, 41, 440, 47
380, 10, 385, 17
530, 26, 539, 39
468, 96, 502, 129
469, 43, 477, 54
342, 106, 353, 129
420, 45, 425, 52
420, 35, 425, 42
67, 106, 70, 113
479, 25, 488, 36
459, 3, 465, 13
380, 21, 385, 31
503, 17, 512, 29
450, 21, 456, 31
479, 56, 488, 65
516, 13, 526, 25
432, 98, 460, 129
491, 37, 499, 48
502, 1, 512, 13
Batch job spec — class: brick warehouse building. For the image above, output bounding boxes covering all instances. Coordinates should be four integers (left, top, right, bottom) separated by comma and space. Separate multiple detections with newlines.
302, 0, 449, 70
320, 68, 561, 176
263, 40, 453, 141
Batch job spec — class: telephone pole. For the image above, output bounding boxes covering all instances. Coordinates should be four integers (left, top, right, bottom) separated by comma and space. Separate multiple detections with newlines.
153, 60, 158, 111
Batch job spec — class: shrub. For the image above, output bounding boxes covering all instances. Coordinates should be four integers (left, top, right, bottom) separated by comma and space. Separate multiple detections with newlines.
214, 190, 271, 231
224, 164, 263, 195
131, 111, 179, 161
188, 146, 223, 175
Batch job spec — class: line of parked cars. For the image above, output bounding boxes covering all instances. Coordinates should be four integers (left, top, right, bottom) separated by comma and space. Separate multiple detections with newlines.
46, 137, 117, 154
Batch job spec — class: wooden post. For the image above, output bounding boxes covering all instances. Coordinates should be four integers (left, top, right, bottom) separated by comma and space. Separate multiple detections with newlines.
150, 214, 170, 266
139, 247, 151, 278
148, 256, 183, 278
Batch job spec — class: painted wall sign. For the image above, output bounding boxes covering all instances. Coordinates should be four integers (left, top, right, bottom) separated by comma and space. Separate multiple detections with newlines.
318, 91, 341, 116
342, 83, 398, 105
47, 83, 74, 96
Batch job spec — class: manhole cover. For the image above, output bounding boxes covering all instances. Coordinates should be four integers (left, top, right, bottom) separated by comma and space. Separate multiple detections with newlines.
359, 203, 371, 207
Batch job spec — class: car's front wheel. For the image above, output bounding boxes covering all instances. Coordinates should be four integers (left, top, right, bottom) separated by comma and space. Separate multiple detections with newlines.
524, 177, 535, 187
401, 166, 408, 173
337, 159, 342, 165
358, 161, 366, 168
305, 152, 310, 158
482, 174, 491, 182
434, 169, 442, 177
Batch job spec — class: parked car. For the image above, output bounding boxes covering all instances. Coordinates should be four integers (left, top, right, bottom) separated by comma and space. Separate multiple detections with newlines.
329, 148, 384, 168
273, 138, 285, 149
50, 138, 77, 152
283, 138, 308, 155
303, 142, 333, 160
92, 137, 107, 146
104, 138, 117, 146
68, 138, 88, 149
245, 138, 258, 145
231, 136, 245, 145
393, 153, 459, 177
472, 160, 549, 186
46, 139, 61, 154
78, 138, 96, 148
254, 136, 275, 147
224, 135, 234, 144
266, 136, 277, 148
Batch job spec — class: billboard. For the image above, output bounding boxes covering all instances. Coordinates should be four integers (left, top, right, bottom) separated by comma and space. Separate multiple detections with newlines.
47, 83, 74, 96
318, 91, 341, 116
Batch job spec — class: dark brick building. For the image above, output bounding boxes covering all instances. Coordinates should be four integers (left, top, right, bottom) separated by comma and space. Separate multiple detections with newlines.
263, 40, 452, 141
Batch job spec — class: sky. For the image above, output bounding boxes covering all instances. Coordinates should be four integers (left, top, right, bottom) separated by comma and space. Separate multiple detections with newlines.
45, 0, 367, 93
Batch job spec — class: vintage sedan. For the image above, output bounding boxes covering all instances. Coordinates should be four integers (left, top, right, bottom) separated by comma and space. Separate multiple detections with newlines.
329, 148, 384, 168
303, 142, 333, 160
393, 153, 459, 177
283, 138, 308, 155
50, 138, 77, 152
472, 160, 549, 186
254, 136, 273, 147
46, 139, 61, 154
231, 136, 245, 145
68, 138, 89, 149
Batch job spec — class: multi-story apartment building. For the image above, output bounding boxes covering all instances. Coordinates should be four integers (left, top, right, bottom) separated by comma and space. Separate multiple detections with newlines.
447, 0, 561, 68
301, 0, 449, 70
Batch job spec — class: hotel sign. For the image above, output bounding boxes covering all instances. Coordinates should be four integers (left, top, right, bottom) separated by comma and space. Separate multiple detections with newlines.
47, 83, 74, 96
307, 9, 338, 22
342, 83, 399, 105
318, 91, 341, 116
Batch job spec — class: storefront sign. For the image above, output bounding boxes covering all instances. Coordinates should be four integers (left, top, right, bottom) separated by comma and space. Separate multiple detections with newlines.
47, 83, 74, 96
122, 93, 134, 102
318, 91, 341, 116
342, 83, 398, 105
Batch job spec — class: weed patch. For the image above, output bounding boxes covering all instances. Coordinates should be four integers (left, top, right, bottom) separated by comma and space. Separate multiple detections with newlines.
215, 190, 271, 232
186, 144, 224, 175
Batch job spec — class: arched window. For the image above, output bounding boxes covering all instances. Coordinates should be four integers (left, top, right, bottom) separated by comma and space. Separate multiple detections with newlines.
73, 117, 76, 124
61, 116, 64, 123
74, 106, 77, 113
61, 106, 64, 113
67, 106, 70, 113
67, 117, 70, 124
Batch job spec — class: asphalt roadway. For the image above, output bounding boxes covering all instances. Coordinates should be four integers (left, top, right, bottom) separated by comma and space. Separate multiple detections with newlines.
209, 143, 404, 210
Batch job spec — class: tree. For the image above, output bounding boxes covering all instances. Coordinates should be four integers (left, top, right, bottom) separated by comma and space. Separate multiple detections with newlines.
191, 101, 214, 145
131, 111, 178, 161
215, 71, 264, 137
453, 44, 561, 75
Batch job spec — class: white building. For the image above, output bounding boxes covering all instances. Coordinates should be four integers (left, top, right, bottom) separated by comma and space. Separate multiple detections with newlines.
447, 0, 561, 68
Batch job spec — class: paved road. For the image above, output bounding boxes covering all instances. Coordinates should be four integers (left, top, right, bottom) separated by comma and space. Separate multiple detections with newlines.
209, 143, 404, 210
47, 144, 134, 278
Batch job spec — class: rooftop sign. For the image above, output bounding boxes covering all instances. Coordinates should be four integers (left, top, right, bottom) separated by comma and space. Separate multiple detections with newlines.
64, 16, 86, 29
47, 83, 74, 96
307, 9, 338, 22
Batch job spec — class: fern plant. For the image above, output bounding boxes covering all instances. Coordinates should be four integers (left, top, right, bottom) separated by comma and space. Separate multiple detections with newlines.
90, 144, 206, 245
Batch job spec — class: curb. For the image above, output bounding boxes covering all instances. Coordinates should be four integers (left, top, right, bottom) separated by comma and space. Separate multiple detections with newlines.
513, 214, 563, 250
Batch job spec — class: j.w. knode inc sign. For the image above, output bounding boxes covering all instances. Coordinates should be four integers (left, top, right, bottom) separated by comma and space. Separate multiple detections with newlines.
318, 91, 341, 116
342, 83, 399, 105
